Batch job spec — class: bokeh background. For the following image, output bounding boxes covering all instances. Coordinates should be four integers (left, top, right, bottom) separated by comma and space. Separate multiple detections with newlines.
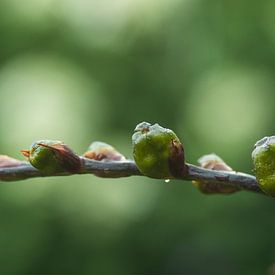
0, 0, 275, 274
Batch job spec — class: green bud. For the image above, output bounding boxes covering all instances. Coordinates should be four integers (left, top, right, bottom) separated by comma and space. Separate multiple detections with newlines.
132, 122, 185, 178
21, 140, 82, 174
252, 136, 275, 196
193, 154, 240, 194
83, 141, 126, 162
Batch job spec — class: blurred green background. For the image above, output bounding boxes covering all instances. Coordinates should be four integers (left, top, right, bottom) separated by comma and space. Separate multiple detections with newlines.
0, 0, 275, 274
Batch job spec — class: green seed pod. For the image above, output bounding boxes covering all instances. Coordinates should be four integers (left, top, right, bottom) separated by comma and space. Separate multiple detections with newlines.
193, 154, 240, 194
132, 122, 186, 179
252, 136, 275, 196
83, 141, 126, 162
21, 140, 82, 174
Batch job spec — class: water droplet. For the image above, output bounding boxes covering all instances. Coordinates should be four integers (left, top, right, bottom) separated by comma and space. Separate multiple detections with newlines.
165, 179, 170, 183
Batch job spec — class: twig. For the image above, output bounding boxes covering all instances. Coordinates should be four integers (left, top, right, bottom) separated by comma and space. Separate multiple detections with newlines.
0, 158, 141, 181
0, 158, 262, 194
186, 164, 261, 193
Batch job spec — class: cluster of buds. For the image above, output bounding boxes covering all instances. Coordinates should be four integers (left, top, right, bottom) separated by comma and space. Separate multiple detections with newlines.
21, 140, 126, 175
19, 122, 274, 198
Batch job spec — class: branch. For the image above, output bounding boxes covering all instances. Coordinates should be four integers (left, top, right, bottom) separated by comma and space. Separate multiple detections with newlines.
0, 158, 263, 194
186, 164, 261, 193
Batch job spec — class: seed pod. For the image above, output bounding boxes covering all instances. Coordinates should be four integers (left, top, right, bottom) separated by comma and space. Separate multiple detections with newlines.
21, 140, 82, 174
132, 122, 186, 179
252, 136, 275, 197
193, 154, 240, 194
83, 141, 126, 162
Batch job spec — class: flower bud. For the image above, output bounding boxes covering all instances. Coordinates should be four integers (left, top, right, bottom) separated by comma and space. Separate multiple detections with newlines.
252, 136, 275, 196
21, 140, 82, 174
83, 141, 126, 161
193, 154, 240, 194
132, 122, 185, 178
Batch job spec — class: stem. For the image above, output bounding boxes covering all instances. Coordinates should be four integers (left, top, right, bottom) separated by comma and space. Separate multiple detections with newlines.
186, 164, 261, 193
0, 158, 263, 194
